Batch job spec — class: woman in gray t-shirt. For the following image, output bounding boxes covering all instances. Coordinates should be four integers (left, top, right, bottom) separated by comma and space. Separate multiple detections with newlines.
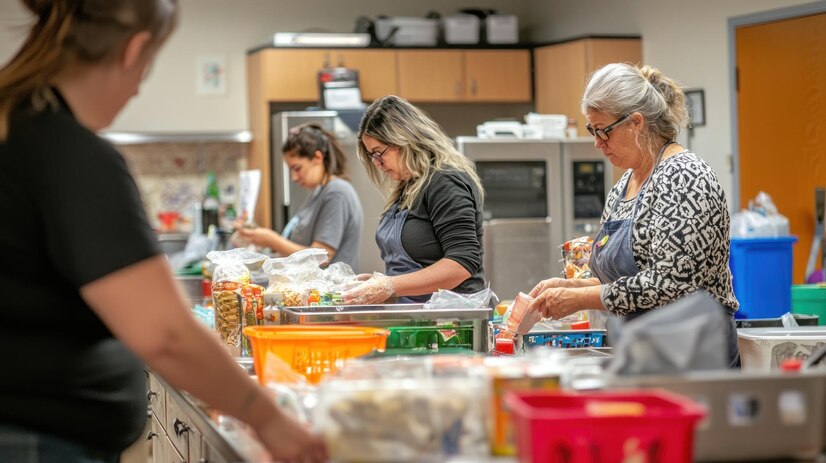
236, 124, 363, 268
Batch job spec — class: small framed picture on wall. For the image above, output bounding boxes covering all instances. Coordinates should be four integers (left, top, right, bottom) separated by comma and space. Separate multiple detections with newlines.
684, 88, 705, 127
196, 55, 226, 95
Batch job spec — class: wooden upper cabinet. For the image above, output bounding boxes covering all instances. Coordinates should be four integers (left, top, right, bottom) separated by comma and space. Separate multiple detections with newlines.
398, 49, 532, 103
534, 40, 588, 127
464, 50, 532, 102
258, 49, 398, 102
397, 50, 465, 102
333, 50, 398, 101
534, 38, 642, 139
259, 49, 327, 101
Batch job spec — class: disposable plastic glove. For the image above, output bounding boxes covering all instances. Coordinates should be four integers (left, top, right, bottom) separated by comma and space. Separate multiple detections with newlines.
341, 272, 395, 305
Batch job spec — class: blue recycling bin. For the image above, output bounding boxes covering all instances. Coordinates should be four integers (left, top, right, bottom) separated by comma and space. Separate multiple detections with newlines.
729, 237, 797, 319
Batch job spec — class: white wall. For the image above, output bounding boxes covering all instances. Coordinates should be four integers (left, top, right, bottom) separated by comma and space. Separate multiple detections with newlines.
0, 0, 529, 132
525, 0, 819, 208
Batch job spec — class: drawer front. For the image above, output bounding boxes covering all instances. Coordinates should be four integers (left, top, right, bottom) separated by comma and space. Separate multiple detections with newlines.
147, 373, 167, 429
164, 433, 185, 463
165, 393, 191, 461
187, 424, 203, 463
148, 415, 164, 463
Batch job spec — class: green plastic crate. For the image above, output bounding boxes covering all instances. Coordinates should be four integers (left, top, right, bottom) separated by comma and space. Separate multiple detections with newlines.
792, 284, 826, 325
385, 325, 474, 351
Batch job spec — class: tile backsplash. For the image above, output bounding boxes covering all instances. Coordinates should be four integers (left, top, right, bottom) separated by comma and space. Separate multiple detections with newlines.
119, 142, 248, 232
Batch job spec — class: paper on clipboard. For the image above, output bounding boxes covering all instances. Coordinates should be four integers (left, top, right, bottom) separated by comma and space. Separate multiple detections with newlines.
237, 169, 261, 224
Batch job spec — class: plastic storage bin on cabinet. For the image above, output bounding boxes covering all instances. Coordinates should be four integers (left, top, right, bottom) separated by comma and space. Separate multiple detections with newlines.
737, 326, 826, 372
735, 313, 819, 328
792, 284, 826, 325
505, 389, 705, 463
729, 237, 797, 319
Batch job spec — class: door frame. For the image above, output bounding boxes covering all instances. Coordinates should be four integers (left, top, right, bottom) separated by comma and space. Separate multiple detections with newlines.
727, 1, 826, 209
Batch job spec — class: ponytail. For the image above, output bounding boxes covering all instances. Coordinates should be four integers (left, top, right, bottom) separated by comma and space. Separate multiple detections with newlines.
0, 0, 178, 141
0, 2, 75, 140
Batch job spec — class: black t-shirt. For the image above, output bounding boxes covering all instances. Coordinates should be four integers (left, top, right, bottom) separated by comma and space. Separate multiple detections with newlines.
401, 170, 486, 294
0, 90, 159, 452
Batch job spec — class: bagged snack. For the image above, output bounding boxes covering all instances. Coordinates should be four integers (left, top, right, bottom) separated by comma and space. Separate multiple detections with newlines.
561, 236, 594, 279
207, 249, 268, 356
240, 284, 264, 356
263, 248, 355, 308
505, 292, 541, 335
314, 356, 489, 462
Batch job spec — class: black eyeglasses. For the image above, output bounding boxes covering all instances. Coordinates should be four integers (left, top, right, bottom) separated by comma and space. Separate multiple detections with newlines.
586, 114, 630, 141
368, 145, 390, 163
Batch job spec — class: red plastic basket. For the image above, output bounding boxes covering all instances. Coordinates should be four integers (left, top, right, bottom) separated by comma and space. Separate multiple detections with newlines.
505, 389, 705, 463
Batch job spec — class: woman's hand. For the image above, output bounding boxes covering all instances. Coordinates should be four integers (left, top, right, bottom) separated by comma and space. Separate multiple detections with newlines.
528, 277, 570, 298
527, 287, 581, 319
341, 272, 395, 305
235, 226, 278, 248
254, 411, 328, 463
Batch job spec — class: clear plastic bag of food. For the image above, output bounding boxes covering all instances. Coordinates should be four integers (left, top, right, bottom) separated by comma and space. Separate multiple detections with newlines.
207, 249, 268, 356
263, 248, 353, 307
205, 248, 268, 281
314, 356, 490, 462
211, 280, 243, 356
561, 236, 594, 279
424, 285, 496, 310
240, 284, 264, 356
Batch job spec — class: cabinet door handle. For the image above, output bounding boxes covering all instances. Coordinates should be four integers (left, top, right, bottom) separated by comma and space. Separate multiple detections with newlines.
173, 418, 190, 437
147, 390, 158, 402
146, 431, 158, 441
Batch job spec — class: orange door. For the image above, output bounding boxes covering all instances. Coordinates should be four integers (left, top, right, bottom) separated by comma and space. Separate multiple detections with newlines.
736, 12, 826, 283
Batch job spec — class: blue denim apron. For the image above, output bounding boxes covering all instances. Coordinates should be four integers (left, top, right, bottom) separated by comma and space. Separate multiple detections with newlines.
589, 143, 740, 366
589, 142, 672, 321
376, 203, 430, 303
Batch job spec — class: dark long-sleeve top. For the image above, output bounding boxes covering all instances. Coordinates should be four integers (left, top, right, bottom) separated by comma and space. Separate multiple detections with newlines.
399, 170, 486, 294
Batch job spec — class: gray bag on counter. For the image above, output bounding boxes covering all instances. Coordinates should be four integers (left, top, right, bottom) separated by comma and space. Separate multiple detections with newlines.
607, 291, 729, 375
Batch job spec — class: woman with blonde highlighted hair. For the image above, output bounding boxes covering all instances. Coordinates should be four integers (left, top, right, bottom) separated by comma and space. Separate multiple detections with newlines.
0, 1, 327, 461
342, 95, 486, 304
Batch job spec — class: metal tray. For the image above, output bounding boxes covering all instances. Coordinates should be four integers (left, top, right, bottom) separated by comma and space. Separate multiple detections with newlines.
279, 303, 492, 326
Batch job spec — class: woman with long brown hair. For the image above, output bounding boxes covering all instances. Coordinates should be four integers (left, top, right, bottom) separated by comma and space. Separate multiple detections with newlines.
236, 122, 364, 268
0, 1, 326, 461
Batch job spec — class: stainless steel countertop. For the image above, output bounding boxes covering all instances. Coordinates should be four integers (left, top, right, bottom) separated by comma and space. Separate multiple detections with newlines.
279, 303, 493, 325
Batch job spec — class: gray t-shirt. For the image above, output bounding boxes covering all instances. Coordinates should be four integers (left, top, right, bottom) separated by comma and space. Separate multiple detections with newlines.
285, 178, 363, 269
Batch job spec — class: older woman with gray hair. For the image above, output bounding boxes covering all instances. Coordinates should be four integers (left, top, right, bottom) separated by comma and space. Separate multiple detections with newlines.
526, 63, 740, 366
342, 95, 486, 304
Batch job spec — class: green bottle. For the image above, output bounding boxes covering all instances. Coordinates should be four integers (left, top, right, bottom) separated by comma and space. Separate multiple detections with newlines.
203, 172, 220, 231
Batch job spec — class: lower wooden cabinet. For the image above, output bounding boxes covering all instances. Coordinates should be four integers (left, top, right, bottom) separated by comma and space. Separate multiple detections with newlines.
136, 371, 230, 463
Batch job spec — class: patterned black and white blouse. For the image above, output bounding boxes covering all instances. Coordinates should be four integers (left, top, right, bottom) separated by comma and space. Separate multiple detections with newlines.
599, 150, 739, 317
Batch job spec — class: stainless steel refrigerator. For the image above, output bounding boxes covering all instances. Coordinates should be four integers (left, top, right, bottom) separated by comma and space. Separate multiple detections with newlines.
270, 111, 385, 274
456, 137, 612, 298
